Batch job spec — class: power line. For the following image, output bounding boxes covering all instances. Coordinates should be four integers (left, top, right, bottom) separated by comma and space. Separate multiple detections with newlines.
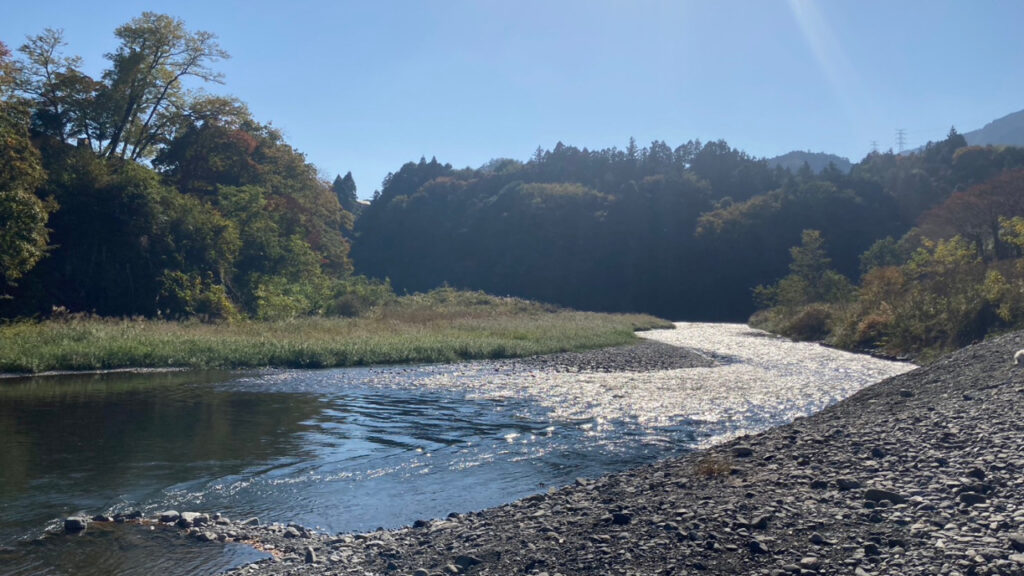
895, 129, 907, 153
870, 140, 879, 154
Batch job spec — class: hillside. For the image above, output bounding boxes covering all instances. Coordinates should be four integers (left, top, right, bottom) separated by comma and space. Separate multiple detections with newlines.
765, 150, 852, 174
964, 108, 1024, 147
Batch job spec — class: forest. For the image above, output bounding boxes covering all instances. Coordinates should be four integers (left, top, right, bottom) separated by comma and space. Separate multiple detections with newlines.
4, 14, 1024, 359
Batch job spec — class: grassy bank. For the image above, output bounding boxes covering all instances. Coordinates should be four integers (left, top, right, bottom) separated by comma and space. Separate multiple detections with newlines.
0, 291, 672, 374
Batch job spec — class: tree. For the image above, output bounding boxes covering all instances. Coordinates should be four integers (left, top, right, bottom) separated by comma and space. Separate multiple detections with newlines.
919, 169, 1024, 261
16, 28, 95, 141
332, 171, 359, 215
100, 12, 228, 161
0, 41, 56, 290
755, 230, 853, 309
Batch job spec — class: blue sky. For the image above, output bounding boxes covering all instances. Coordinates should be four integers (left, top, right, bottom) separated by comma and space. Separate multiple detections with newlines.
3, 1, 1023, 197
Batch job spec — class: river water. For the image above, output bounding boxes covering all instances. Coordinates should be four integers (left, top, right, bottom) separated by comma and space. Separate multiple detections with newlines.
0, 323, 912, 575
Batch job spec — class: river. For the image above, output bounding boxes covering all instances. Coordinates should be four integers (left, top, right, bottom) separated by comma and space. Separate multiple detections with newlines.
0, 323, 912, 575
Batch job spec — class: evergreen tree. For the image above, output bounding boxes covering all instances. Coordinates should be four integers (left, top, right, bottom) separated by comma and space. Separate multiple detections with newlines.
332, 171, 359, 215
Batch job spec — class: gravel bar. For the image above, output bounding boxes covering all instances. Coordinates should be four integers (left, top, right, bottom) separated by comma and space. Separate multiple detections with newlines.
84, 332, 1024, 575
496, 339, 715, 373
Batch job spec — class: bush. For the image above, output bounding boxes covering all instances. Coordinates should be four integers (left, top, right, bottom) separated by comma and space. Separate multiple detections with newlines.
782, 304, 832, 341
157, 271, 237, 321
326, 276, 395, 317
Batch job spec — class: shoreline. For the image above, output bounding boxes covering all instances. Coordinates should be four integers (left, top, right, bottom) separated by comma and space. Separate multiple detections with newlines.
158, 329, 1024, 575
0, 366, 193, 380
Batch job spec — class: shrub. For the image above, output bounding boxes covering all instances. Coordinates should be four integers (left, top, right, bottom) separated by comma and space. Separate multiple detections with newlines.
157, 271, 237, 321
781, 304, 832, 341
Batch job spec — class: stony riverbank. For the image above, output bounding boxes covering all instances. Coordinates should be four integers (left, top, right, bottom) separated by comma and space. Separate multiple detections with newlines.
68, 332, 1024, 574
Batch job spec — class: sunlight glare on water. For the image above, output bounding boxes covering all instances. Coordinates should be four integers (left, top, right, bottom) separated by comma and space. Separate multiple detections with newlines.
418, 323, 913, 446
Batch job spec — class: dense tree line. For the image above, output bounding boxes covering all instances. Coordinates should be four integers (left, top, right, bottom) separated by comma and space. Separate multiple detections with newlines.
352, 131, 1008, 321
0, 15, 386, 320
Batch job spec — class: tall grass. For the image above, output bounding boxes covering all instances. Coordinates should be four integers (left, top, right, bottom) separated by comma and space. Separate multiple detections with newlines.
0, 291, 672, 374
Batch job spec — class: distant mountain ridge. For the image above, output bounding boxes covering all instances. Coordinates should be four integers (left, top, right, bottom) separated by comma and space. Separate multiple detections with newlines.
765, 150, 852, 174
963, 108, 1024, 147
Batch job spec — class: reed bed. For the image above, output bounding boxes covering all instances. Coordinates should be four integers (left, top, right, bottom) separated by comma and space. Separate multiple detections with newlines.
0, 293, 671, 374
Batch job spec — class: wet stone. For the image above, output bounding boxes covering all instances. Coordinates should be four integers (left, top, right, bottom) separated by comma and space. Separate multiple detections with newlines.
836, 478, 861, 491
959, 492, 987, 506
64, 516, 87, 533
158, 510, 180, 523
748, 539, 770, 555
611, 512, 633, 525
864, 488, 906, 505
733, 446, 754, 458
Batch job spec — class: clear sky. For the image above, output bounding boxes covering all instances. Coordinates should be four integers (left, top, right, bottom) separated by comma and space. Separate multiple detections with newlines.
3, 0, 1023, 197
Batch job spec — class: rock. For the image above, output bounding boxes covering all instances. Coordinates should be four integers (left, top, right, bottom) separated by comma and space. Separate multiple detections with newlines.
158, 511, 180, 523
748, 539, 770, 555
304, 546, 317, 564
611, 512, 633, 525
196, 531, 217, 542
809, 479, 829, 490
413, 519, 430, 528
91, 514, 113, 522
114, 510, 143, 523
177, 512, 209, 528
64, 516, 88, 533
732, 446, 754, 458
898, 389, 914, 398
413, 570, 429, 576
836, 477, 861, 491
283, 526, 302, 539
864, 488, 907, 504
809, 532, 833, 545
1010, 554, 1024, 565
959, 492, 987, 506
870, 447, 886, 459
750, 514, 770, 530
1009, 534, 1024, 552
454, 555, 482, 569
241, 517, 260, 526
799, 556, 820, 569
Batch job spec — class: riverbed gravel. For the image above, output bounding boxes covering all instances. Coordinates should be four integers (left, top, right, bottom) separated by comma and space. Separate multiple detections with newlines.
93, 330, 1024, 575
496, 339, 715, 372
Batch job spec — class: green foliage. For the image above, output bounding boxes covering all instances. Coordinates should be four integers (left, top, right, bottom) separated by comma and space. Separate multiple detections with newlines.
754, 230, 854, 311
326, 276, 395, 317
0, 75, 56, 289
331, 171, 360, 216
0, 189, 56, 288
100, 12, 228, 161
157, 270, 237, 321
781, 227, 1024, 361
859, 236, 906, 274
0, 16, 360, 321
